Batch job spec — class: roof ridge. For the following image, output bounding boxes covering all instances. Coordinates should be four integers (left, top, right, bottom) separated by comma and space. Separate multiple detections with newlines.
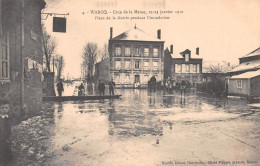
246, 47, 260, 55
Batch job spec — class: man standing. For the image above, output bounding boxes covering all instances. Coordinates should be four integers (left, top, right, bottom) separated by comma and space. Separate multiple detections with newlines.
57, 79, 64, 97
108, 79, 115, 95
98, 80, 105, 96
78, 82, 85, 96
150, 75, 157, 91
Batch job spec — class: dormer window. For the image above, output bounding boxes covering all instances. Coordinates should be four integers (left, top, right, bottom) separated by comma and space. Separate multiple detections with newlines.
185, 53, 189, 62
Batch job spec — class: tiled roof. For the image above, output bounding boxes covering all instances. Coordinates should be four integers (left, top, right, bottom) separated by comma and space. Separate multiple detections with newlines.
111, 27, 163, 42
241, 47, 260, 58
231, 60, 260, 72
230, 69, 260, 79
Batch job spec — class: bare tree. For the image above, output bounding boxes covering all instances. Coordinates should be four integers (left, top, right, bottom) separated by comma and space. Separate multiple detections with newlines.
82, 42, 98, 83
54, 54, 65, 81
101, 43, 109, 60
204, 61, 236, 74
42, 26, 57, 72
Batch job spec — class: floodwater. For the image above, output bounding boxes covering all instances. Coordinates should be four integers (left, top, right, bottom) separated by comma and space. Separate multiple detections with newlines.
9, 88, 260, 166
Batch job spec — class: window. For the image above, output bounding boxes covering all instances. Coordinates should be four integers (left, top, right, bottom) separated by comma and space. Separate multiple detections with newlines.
153, 48, 158, 57
237, 80, 242, 88
125, 47, 130, 56
185, 54, 189, 62
135, 61, 140, 69
115, 61, 121, 70
1, 32, 9, 80
125, 74, 130, 83
197, 64, 200, 73
144, 61, 149, 70
153, 61, 158, 70
115, 47, 121, 56
144, 48, 149, 56
193, 64, 197, 73
125, 60, 130, 70
175, 64, 181, 73
135, 47, 140, 56
144, 75, 149, 84
114, 73, 120, 83
185, 64, 189, 73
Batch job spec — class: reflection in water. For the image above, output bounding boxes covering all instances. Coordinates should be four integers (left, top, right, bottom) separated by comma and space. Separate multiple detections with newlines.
108, 90, 163, 137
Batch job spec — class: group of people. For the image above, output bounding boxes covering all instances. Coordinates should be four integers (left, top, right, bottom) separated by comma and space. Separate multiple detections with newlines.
98, 79, 115, 96
56, 79, 116, 97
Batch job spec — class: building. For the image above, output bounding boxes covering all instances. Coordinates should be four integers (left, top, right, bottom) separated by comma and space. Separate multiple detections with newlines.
228, 47, 260, 98
229, 47, 260, 76
0, 0, 46, 119
101, 26, 165, 87
94, 58, 110, 83
228, 70, 260, 98
164, 46, 203, 85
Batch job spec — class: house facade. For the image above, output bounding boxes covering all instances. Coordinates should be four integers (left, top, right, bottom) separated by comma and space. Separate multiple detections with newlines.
228, 47, 260, 98
164, 47, 203, 85
0, 0, 45, 119
228, 70, 260, 97
107, 26, 165, 87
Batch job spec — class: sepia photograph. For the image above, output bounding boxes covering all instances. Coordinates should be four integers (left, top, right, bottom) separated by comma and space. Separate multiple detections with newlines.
0, 0, 260, 165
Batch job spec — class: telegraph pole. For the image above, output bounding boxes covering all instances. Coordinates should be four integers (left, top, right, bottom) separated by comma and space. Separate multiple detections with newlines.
20, 0, 25, 110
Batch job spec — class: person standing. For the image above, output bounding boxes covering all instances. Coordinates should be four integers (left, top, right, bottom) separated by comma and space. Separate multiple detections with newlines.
108, 79, 116, 95
57, 79, 64, 97
150, 75, 157, 91
78, 82, 85, 96
98, 80, 105, 96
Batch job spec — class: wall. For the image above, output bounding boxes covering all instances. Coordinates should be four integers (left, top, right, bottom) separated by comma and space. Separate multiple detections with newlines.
239, 55, 260, 64
228, 79, 250, 96
0, 0, 45, 122
163, 49, 172, 79
109, 40, 164, 87
95, 58, 110, 84
251, 76, 260, 97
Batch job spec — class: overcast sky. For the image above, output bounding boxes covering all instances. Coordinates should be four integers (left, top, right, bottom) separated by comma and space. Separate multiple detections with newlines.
43, 0, 260, 78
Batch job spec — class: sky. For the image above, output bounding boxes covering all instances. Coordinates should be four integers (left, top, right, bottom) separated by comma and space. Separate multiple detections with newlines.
43, 0, 260, 78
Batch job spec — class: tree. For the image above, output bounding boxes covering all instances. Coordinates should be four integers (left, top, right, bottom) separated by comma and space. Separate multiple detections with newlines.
200, 61, 236, 96
101, 43, 109, 60
42, 26, 57, 72
54, 54, 65, 81
82, 42, 98, 83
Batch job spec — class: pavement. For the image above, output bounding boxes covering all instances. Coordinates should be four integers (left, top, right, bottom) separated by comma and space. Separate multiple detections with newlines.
8, 88, 260, 166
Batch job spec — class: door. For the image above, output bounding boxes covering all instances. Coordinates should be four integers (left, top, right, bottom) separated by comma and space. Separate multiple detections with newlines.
134, 75, 140, 83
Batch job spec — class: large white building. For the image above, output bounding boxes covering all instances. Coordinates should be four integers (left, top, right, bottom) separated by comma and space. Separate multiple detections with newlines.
106, 26, 165, 87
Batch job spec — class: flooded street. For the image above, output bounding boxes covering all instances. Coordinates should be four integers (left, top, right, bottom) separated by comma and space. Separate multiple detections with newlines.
10, 88, 260, 166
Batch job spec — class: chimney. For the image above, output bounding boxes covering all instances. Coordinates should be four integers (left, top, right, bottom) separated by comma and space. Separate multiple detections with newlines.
196, 47, 199, 55
110, 27, 113, 39
157, 29, 161, 39
170, 45, 173, 54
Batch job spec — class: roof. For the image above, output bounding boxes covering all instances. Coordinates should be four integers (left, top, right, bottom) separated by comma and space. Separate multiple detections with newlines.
231, 59, 260, 72
172, 49, 201, 59
230, 70, 260, 79
111, 27, 163, 42
241, 47, 260, 58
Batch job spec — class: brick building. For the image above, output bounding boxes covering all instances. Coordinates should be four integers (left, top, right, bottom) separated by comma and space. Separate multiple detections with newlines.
103, 26, 165, 87
164, 46, 203, 85
0, 0, 46, 120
